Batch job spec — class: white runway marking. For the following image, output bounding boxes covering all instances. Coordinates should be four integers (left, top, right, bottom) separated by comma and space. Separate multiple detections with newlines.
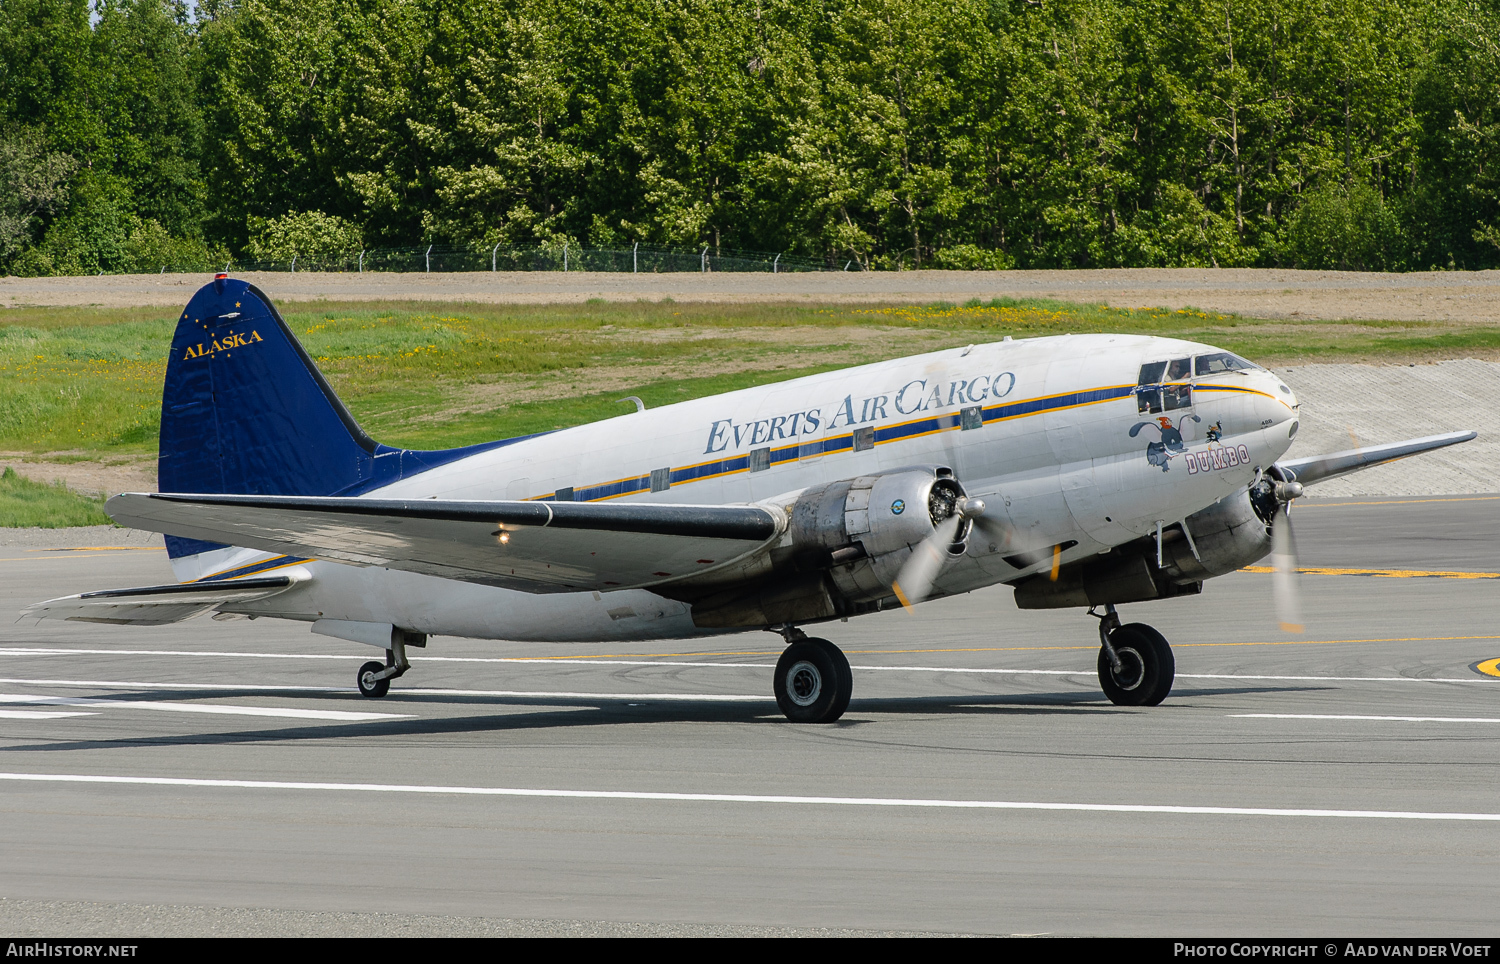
0, 679, 763, 703
1178, 673, 1491, 684
401, 688, 763, 702
0, 676, 343, 693
2, 647, 1495, 685
855, 667, 1499, 685
1233, 713, 1500, 724
0, 709, 96, 720
3, 771, 1500, 823
0, 648, 350, 660
0, 694, 408, 722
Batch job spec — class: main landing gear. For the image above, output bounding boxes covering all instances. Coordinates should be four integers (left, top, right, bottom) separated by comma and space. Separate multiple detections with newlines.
1091, 604, 1174, 706
773, 627, 853, 723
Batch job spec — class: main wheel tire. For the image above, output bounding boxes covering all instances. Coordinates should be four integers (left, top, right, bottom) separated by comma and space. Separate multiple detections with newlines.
810, 637, 853, 721
357, 660, 391, 698
774, 638, 852, 723
1097, 622, 1174, 707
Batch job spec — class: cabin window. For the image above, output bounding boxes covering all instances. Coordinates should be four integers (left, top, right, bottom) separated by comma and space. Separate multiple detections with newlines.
852, 427, 875, 452
749, 447, 771, 471
551, 486, 575, 502
649, 467, 671, 492
960, 406, 983, 430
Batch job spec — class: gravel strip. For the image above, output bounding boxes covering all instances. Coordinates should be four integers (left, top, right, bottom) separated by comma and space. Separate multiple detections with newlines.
6, 267, 1500, 322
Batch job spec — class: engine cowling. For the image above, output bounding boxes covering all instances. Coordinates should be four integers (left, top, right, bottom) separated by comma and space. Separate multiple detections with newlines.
688, 466, 969, 628
1158, 482, 1276, 583
789, 465, 971, 599
1013, 481, 1275, 609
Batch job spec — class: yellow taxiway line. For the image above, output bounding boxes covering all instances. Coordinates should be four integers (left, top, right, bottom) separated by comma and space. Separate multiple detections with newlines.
1241, 565, 1500, 579
1471, 658, 1500, 679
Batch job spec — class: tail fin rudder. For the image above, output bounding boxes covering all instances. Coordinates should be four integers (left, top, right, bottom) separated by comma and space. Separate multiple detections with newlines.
159, 277, 376, 499
158, 277, 519, 560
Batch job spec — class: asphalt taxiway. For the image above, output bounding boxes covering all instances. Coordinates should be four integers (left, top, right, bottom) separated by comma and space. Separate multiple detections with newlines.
2, 495, 1499, 936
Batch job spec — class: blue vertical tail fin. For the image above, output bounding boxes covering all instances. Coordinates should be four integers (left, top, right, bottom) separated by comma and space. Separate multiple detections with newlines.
159, 277, 378, 501
157, 276, 511, 558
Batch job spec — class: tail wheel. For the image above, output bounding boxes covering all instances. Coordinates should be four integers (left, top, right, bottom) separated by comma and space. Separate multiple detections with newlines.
1098, 623, 1174, 706
774, 637, 853, 723
357, 660, 390, 698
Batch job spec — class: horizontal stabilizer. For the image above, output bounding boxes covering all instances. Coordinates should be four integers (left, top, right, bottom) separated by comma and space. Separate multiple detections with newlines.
1278, 431, 1477, 486
22, 574, 305, 626
105, 493, 784, 593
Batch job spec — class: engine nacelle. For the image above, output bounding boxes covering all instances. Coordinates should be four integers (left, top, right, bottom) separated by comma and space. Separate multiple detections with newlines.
1013, 483, 1273, 609
789, 465, 969, 598
689, 466, 968, 628
1160, 484, 1274, 583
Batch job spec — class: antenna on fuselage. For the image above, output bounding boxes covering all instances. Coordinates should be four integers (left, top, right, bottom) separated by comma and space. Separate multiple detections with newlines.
617, 396, 646, 413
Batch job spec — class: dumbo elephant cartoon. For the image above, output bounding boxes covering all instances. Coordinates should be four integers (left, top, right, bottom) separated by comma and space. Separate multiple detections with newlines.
1129, 414, 1201, 472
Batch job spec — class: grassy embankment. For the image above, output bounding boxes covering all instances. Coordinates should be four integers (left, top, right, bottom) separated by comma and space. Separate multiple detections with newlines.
3, 297, 1498, 525
0, 467, 110, 526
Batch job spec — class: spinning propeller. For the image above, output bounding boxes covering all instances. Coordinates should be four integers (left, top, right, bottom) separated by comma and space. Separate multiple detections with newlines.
891, 492, 1001, 611
1263, 473, 1306, 634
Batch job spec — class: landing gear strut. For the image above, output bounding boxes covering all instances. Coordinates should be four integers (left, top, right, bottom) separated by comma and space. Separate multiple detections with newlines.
772, 626, 853, 723
1090, 604, 1174, 706
356, 633, 415, 698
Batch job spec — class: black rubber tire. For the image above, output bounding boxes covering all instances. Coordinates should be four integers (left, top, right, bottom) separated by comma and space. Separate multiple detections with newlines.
1097, 623, 1174, 706
811, 637, 853, 721
357, 660, 391, 698
774, 638, 852, 723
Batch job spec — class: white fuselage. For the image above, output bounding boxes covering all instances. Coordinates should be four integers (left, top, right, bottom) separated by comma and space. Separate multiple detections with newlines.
171, 333, 1300, 643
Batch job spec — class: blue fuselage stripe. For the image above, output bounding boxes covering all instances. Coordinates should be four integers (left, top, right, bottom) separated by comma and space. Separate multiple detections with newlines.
548, 383, 1140, 502
186, 382, 1157, 571
200, 556, 308, 582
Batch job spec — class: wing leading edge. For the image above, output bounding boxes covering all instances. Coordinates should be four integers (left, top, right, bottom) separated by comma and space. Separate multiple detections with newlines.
1279, 431, 1477, 486
106, 493, 786, 593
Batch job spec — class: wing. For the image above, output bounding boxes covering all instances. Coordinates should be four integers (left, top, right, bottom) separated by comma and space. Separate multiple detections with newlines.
23, 574, 306, 626
105, 493, 785, 594
1279, 430, 1477, 486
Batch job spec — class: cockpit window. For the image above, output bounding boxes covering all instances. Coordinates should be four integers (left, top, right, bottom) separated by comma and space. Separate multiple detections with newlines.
1137, 358, 1197, 413
1137, 361, 1167, 386
1194, 351, 1258, 375
1137, 358, 1194, 411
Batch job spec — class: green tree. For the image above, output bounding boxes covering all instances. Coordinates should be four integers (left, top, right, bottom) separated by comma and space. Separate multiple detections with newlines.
1282, 181, 1403, 270
5, 0, 1497, 273
245, 210, 363, 264
0, 129, 75, 260
0, 0, 207, 275
418, 1, 582, 245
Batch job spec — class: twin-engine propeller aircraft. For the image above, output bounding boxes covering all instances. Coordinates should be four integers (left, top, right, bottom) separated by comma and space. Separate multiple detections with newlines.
26, 276, 1476, 722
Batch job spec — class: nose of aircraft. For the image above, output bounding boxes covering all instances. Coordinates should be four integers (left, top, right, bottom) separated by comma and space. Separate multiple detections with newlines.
1266, 372, 1297, 406
1255, 370, 1300, 442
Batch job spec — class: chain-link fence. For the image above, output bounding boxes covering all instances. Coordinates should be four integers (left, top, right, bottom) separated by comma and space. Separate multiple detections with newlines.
190, 243, 847, 275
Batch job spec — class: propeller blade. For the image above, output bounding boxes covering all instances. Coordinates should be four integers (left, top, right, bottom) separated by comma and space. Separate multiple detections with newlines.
970, 513, 1015, 548
892, 514, 963, 612
1271, 503, 1303, 633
